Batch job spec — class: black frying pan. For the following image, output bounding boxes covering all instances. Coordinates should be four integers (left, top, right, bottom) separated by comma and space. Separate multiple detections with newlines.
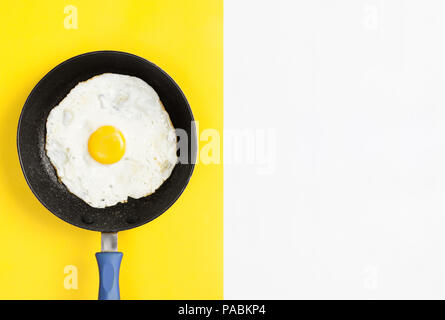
17, 51, 196, 299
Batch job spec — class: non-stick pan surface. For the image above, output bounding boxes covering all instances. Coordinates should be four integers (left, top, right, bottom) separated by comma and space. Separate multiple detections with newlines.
17, 51, 196, 232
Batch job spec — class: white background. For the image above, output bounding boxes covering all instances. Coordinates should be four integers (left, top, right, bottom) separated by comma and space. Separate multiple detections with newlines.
224, 0, 445, 299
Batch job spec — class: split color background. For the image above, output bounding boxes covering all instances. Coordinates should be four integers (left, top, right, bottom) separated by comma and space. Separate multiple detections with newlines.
2, 0, 445, 300
0, 1, 222, 299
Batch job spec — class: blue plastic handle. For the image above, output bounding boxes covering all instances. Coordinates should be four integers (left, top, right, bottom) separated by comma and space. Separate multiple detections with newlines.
95, 252, 123, 300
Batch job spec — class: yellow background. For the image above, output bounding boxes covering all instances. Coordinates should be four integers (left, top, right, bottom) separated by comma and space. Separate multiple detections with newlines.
0, 0, 222, 299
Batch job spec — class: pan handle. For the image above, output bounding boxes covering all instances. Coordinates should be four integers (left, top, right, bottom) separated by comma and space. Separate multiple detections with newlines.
95, 252, 123, 300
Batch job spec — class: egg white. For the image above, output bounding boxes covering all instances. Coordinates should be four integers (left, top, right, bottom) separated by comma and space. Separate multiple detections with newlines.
45, 73, 178, 208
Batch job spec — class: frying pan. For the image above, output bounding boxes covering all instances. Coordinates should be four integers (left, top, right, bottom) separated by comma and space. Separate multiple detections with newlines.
17, 51, 196, 299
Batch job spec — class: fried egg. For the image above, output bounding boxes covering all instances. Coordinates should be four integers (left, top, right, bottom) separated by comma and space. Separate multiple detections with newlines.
45, 73, 178, 208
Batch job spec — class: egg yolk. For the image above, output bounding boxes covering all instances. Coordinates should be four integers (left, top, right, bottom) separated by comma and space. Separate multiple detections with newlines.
88, 126, 125, 164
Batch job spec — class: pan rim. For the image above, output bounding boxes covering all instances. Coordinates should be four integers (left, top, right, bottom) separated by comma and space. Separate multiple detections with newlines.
17, 50, 196, 232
